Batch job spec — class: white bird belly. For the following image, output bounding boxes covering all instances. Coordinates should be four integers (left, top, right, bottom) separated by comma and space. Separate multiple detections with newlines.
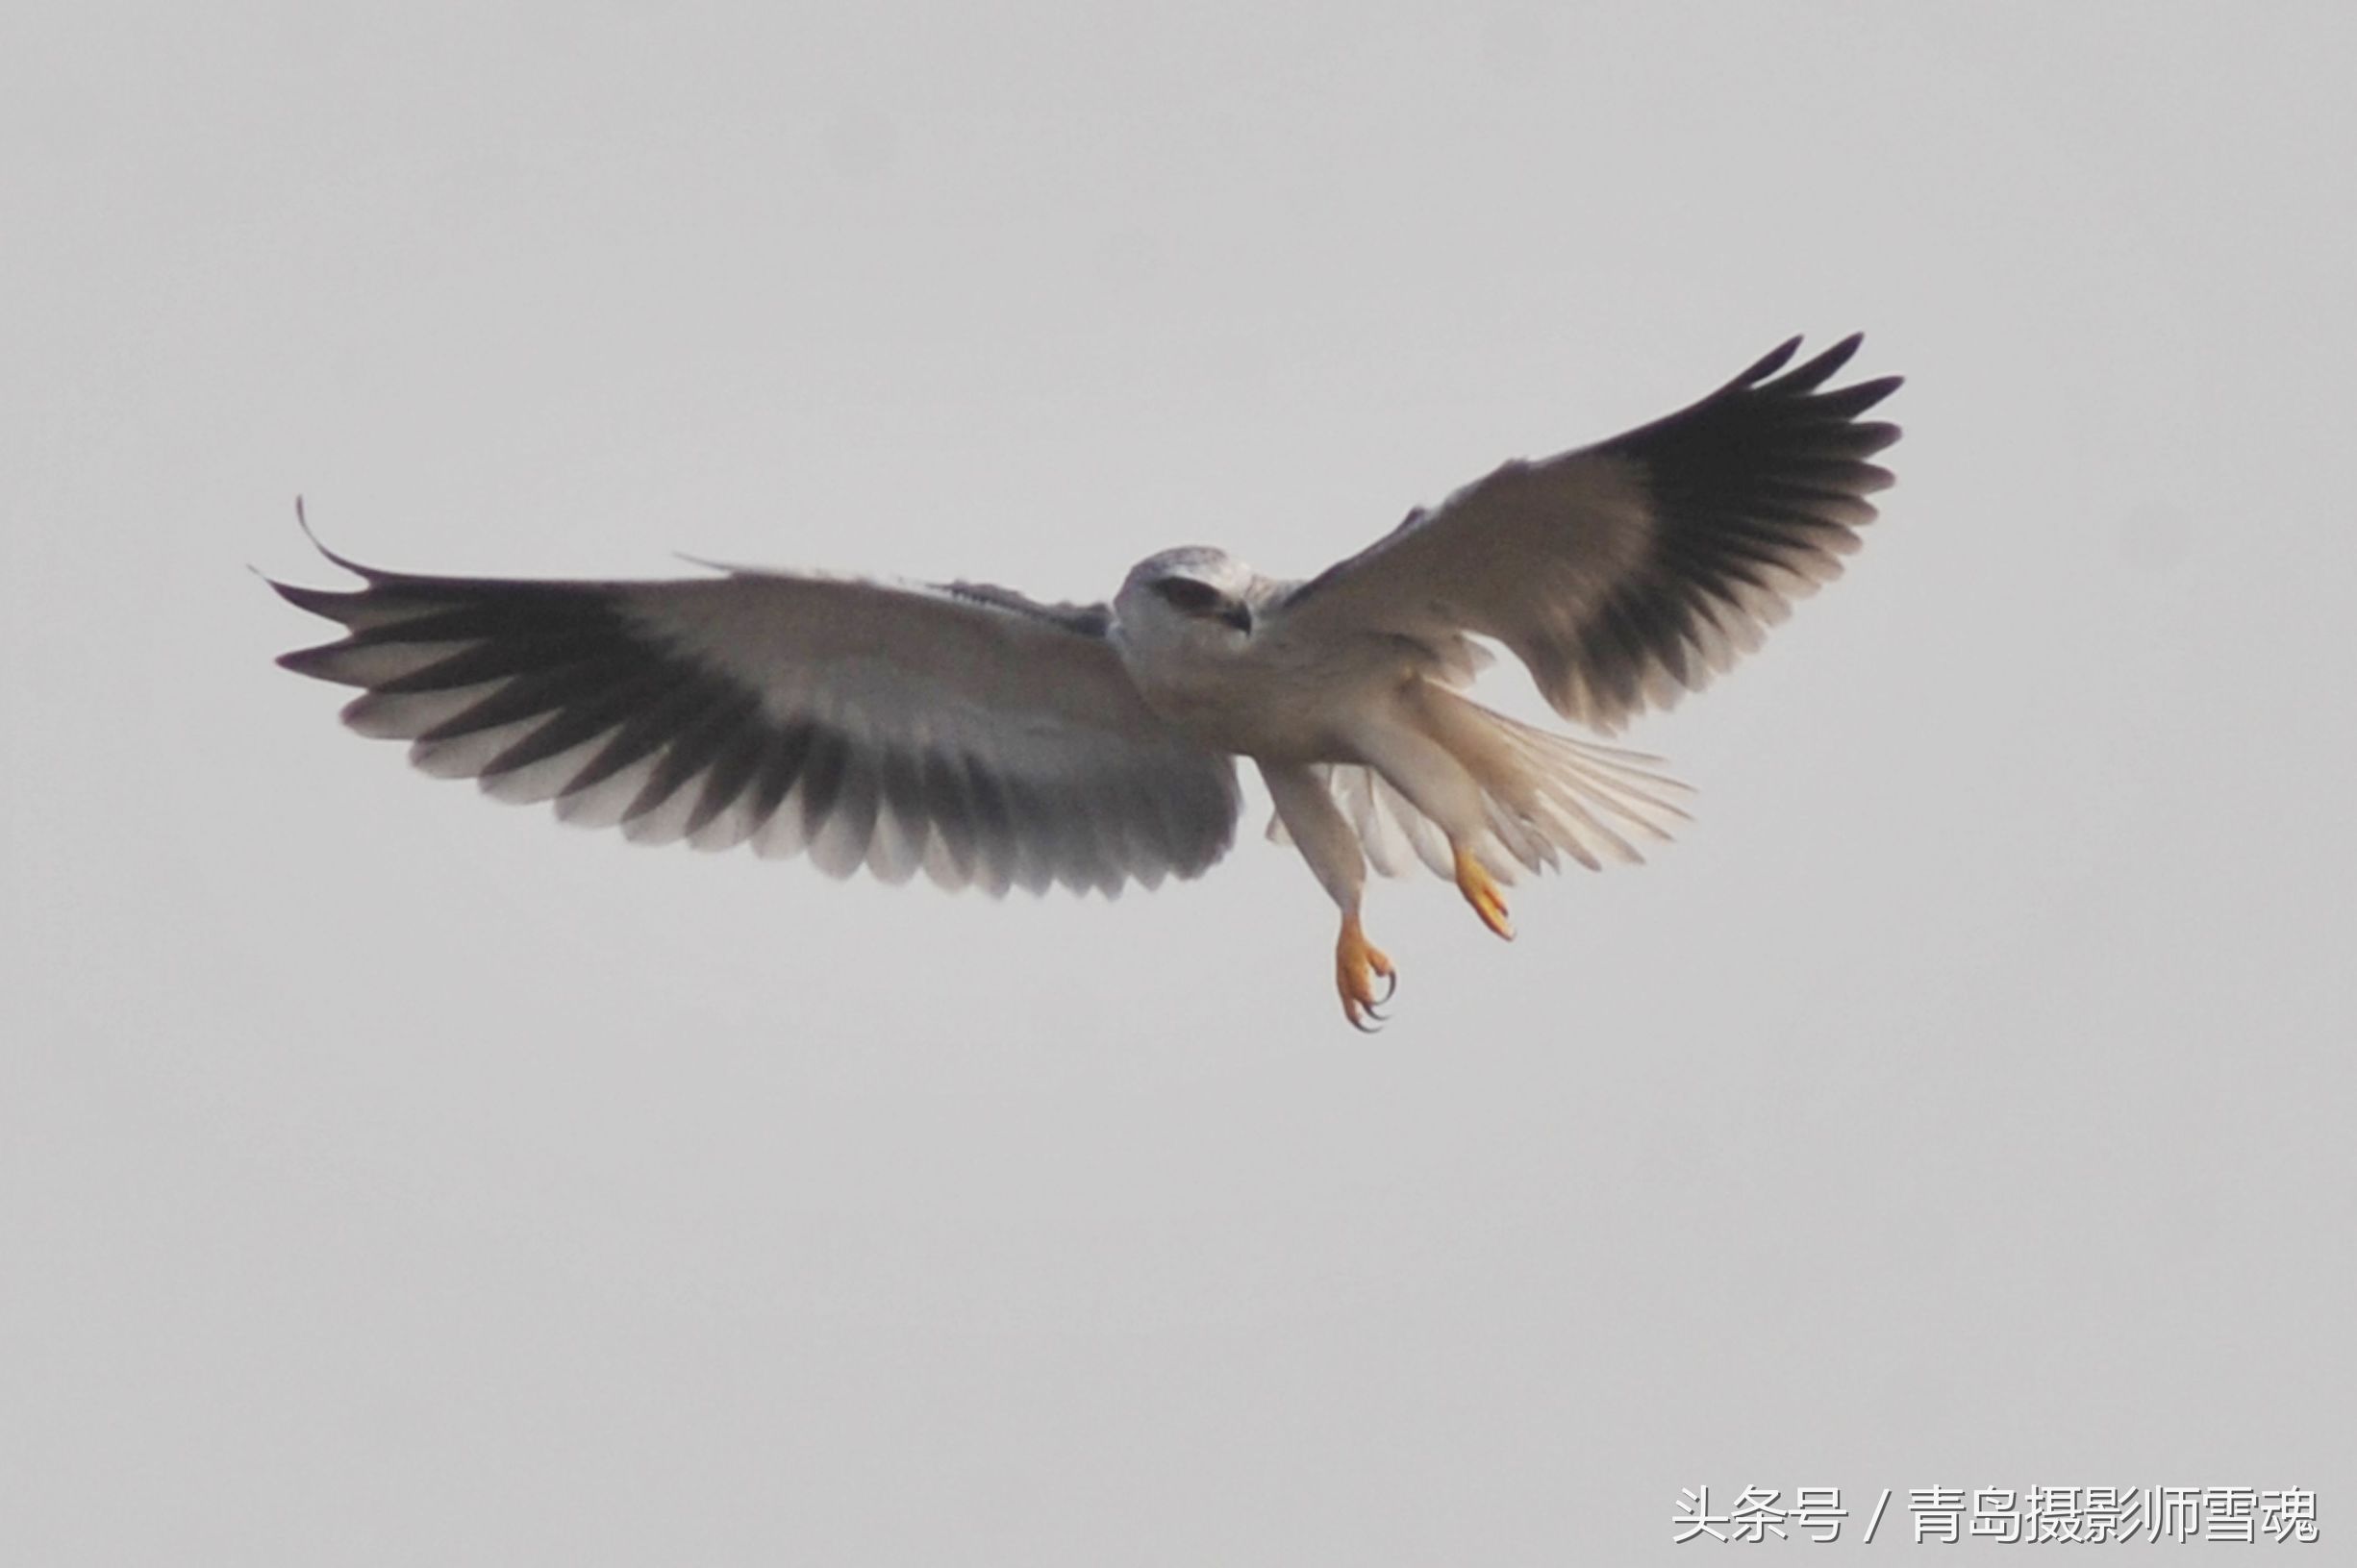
1124, 634, 1414, 763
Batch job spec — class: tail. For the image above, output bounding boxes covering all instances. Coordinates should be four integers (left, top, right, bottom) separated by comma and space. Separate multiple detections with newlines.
1272, 686, 1693, 883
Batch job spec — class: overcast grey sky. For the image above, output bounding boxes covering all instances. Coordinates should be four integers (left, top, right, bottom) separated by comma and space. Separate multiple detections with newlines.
5, 3, 2351, 1561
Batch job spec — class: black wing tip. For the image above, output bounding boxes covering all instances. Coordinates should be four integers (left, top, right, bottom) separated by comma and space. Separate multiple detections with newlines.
1812, 330, 1866, 373
1729, 332, 1882, 394
284, 496, 398, 584
1733, 336, 1805, 387
266, 499, 477, 644
1768, 332, 1866, 392
1743, 334, 1902, 417
1846, 377, 1906, 416
265, 576, 368, 623
268, 502, 414, 664
276, 642, 365, 684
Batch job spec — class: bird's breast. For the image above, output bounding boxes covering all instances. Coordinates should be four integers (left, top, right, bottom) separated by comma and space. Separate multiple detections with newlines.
1120, 635, 1392, 763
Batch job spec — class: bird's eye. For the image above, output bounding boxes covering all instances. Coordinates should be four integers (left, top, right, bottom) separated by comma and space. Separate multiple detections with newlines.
1152, 578, 1222, 614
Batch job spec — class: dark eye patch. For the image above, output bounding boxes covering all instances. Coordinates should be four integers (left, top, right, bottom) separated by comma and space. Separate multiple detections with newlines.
1152, 577, 1223, 614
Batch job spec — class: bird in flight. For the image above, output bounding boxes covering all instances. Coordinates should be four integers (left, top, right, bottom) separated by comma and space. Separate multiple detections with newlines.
272, 335, 1900, 1029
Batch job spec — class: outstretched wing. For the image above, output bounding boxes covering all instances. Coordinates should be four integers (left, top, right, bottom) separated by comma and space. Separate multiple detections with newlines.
1274, 335, 1902, 734
270, 540, 1240, 896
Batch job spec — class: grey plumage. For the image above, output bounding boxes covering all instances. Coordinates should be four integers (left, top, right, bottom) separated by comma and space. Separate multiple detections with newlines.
271, 542, 1240, 897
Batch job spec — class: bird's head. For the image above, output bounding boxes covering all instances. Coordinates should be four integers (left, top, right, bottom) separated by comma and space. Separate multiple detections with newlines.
1112, 547, 1261, 649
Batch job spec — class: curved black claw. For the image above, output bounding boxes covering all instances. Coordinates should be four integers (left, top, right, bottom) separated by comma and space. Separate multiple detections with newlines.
1374, 968, 1398, 1007
1350, 1005, 1386, 1034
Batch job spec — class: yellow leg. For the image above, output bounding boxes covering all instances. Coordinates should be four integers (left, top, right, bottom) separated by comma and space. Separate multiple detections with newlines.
1335, 910, 1398, 1032
1453, 845, 1514, 941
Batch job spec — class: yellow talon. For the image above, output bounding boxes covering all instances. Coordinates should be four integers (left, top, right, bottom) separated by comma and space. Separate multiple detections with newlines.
1335, 911, 1398, 1032
1454, 846, 1514, 941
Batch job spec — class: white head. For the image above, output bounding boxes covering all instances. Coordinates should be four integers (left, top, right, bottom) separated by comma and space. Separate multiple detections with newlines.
1111, 546, 1263, 655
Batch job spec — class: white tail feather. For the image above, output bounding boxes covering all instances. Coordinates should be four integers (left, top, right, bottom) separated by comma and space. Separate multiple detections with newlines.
1278, 687, 1693, 883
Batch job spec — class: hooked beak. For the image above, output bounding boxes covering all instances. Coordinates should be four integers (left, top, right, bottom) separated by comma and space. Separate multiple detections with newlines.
1217, 602, 1254, 635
